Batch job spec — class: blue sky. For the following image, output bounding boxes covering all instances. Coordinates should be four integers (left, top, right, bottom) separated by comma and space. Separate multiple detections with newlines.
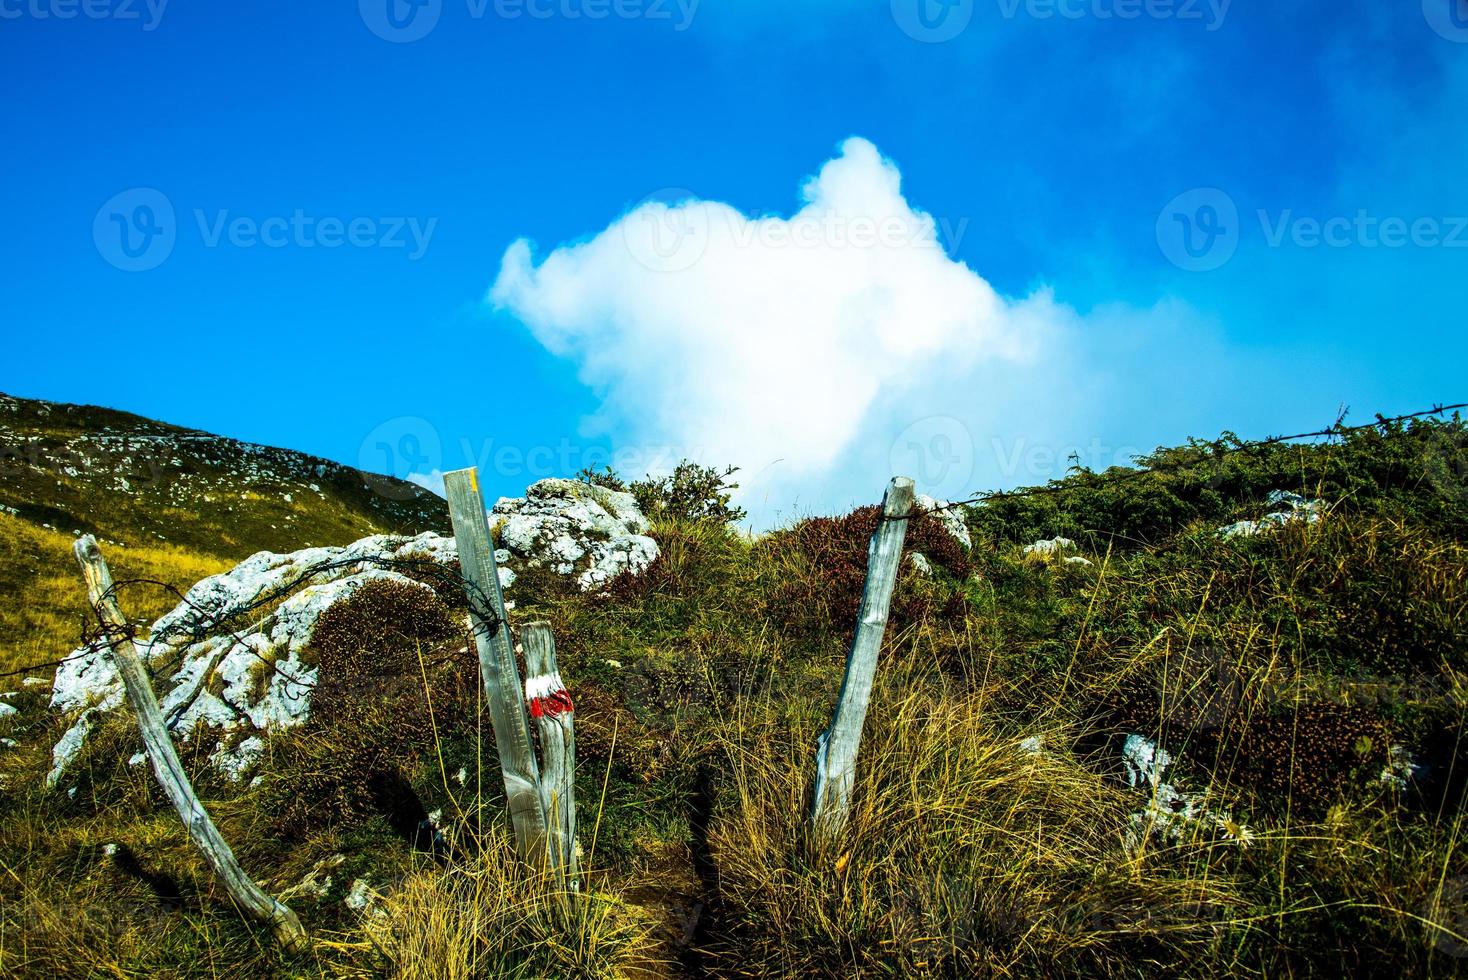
2, 1, 1464, 524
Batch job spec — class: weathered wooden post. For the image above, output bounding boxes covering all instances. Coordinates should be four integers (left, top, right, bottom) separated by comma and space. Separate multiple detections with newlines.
443, 467, 548, 863
810, 476, 916, 840
72, 536, 308, 952
522, 622, 579, 887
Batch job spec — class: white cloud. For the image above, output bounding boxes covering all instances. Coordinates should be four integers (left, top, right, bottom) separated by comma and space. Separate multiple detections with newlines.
487, 137, 1208, 526
406, 469, 446, 498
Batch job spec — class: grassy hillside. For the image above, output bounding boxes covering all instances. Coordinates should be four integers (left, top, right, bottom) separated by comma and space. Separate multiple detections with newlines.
1, 407, 1465, 978
0, 391, 448, 676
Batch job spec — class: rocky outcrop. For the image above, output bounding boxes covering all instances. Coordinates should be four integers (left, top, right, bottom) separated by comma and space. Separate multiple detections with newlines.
47, 480, 659, 786
47, 532, 459, 787
492, 479, 658, 590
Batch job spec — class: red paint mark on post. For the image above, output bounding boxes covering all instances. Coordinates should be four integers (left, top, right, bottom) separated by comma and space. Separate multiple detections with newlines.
529, 689, 574, 719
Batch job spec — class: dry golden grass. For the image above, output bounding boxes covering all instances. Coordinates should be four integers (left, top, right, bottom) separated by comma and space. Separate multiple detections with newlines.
707, 638, 1246, 978
0, 512, 230, 679
355, 824, 654, 979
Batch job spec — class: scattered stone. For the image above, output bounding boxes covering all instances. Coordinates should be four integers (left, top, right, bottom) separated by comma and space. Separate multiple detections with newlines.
909, 552, 934, 576
47, 531, 454, 786
210, 736, 265, 783
1378, 744, 1427, 790
284, 854, 345, 901
916, 494, 972, 550
1023, 536, 1076, 558
1121, 734, 1253, 851
1122, 733, 1172, 789
1019, 735, 1044, 756
22, 677, 47, 687
1219, 490, 1325, 539
0, 703, 16, 720
345, 878, 377, 912
1064, 556, 1093, 567
0, 738, 17, 750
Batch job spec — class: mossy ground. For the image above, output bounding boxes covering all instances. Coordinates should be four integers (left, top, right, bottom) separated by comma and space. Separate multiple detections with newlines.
1, 413, 1466, 977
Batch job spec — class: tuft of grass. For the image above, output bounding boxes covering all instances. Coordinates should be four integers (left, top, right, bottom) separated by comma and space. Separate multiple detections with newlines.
706, 646, 1244, 978
357, 833, 654, 980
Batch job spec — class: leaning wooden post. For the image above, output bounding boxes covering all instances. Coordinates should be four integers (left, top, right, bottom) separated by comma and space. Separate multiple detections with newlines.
523, 622, 579, 888
443, 468, 548, 863
810, 477, 916, 840
71, 536, 308, 952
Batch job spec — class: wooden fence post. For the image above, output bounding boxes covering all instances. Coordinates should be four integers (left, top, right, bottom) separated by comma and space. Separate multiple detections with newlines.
72, 536, 308, 952
443, 468, 548, 863
810, 476, 916, 840
522, 622, 579, 888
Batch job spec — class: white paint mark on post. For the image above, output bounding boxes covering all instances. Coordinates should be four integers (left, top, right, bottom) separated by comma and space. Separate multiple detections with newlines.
523, 621, 580, 887
810, 477, 916, 840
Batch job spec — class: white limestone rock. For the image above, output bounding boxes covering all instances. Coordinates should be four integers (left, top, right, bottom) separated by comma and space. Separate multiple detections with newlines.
492, 479, 659, 591
1121, 734, 1254, 851
915, 494, 972, 550
48, 531, 454, 787
1219, 490, 1325, 539
47, 482, 660, 786
1023, 536, 1076, 558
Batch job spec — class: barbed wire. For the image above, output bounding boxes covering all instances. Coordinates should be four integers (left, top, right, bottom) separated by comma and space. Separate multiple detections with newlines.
899, 401, 1467, 522
5, 400, 1463, 690
0, 553, 504, 705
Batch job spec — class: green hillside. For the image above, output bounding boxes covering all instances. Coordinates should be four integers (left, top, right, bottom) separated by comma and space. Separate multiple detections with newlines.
0, 391, 447, 676
1, 403, 1465, 978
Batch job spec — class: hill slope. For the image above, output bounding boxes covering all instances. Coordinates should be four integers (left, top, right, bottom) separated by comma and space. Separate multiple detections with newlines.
0, 391, 447, 673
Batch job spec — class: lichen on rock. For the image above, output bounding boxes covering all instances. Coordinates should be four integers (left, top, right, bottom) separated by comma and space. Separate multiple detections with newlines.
492, 478, 659, 590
